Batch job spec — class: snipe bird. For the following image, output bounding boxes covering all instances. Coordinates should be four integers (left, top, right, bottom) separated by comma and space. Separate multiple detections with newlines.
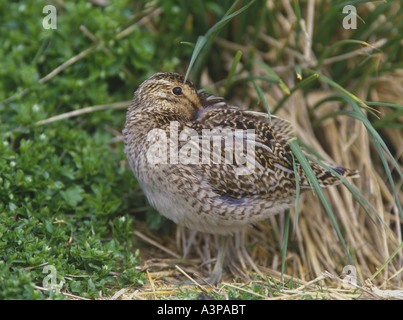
122, 72, 359, 285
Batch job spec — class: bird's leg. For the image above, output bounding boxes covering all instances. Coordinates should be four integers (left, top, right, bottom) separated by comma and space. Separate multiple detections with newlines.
172, 235, 230, 286
203, 235, 230, 285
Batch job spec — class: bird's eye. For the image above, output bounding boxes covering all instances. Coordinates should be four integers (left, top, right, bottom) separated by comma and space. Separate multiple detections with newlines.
172, 87, 182, 96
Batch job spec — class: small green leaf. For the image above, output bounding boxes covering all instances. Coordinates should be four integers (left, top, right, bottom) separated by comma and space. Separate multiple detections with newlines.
60, 186, 84, 207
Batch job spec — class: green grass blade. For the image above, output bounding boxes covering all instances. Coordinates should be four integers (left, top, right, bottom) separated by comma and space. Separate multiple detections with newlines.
365, 101, 403, 109
294, 64, 302, 80
289, 140, 354, 266
371, 136, 403, 219
184, 0, 256, 83
303, 70, 403, 191
292, 0, 302, 50
305, 153, 384, 227
252, 80, 271, 124
290, 152, 301, 234
303, 68, 378, 115
369, 241, 403, 281
225, 50, 243, 92
183, 35, 208, 84
344, 101, 403, 218
312, 95, 403, 220
316, 39, 374, 68
256, 60, 290, 95
179, 41, 195, 49
232, 75, 279, 85
273, 74, 319, 114
281, 209, 290, 288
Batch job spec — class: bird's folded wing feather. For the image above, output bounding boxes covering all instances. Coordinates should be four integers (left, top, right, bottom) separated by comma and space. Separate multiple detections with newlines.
187, 101, 300, 200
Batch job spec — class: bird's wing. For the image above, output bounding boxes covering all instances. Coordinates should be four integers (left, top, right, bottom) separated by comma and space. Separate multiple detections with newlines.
188, 93, 358, 200
187, 103, 300, 200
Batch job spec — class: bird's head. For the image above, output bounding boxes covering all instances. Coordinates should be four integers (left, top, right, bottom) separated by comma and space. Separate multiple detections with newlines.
129, 72, 202, 121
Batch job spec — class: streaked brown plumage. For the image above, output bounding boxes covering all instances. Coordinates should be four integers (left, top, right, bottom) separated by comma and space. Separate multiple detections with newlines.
122, 72, 359, 284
